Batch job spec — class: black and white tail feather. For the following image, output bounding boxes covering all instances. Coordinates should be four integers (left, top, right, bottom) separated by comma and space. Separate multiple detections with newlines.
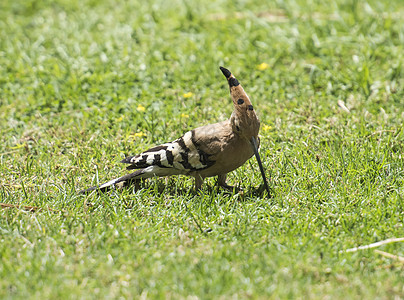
79, 131, 214, 194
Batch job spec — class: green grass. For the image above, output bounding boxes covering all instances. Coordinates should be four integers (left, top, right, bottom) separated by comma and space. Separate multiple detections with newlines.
1, 0, 403, 298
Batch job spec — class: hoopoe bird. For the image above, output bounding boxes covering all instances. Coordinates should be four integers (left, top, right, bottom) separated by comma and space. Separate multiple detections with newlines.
80, 67, 271, 195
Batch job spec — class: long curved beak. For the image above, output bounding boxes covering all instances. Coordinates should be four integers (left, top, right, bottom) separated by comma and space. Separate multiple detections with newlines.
250, 136, 271, 196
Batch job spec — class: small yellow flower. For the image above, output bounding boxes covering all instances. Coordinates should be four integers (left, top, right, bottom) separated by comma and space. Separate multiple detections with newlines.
134, 132, 146, 138
183, 92, 193, 98
257, 62, 269, 71
137, 104, 146, 112
181, 113, 189, 118
262, 124, 272, 132
116, 115, 124, 122
127, 132, 147, 140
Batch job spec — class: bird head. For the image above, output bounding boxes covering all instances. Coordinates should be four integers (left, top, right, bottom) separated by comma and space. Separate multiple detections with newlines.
219, 66, 260, 143
220, 66, 271, 196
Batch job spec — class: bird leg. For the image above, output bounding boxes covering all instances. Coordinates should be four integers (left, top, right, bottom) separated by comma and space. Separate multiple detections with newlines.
217, 174, 239, 192
194, 175, 204, 191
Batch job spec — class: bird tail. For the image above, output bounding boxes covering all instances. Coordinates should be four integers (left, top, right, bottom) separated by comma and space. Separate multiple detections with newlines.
78, 169, 144, 194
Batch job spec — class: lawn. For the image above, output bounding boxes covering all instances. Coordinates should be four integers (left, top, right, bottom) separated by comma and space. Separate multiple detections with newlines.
0, 0, 403, 298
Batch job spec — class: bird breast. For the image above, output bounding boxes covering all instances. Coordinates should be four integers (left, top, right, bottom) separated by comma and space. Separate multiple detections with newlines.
189, 121, 254, 178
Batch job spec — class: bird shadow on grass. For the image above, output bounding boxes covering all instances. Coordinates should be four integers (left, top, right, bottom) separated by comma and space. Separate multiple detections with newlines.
80, 177, 270, 204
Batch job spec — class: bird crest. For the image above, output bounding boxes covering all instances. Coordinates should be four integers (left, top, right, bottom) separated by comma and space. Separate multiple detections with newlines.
219, 67, 260, 141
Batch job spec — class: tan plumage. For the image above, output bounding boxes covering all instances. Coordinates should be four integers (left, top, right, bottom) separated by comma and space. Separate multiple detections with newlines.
80, 67, 270, 195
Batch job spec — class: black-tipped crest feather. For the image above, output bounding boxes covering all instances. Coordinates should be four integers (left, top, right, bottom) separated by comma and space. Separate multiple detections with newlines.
219, 66, 231, 78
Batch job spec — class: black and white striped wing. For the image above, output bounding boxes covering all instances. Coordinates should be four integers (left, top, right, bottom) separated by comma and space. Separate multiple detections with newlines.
121, 130, 215, 173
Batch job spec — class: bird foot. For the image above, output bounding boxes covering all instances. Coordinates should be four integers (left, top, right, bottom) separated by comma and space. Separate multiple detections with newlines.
216, 174, 242, 193
218, 182, 242, 193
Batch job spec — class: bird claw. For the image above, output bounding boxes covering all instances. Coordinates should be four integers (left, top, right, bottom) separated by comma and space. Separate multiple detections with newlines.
218, 182, 243, 193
